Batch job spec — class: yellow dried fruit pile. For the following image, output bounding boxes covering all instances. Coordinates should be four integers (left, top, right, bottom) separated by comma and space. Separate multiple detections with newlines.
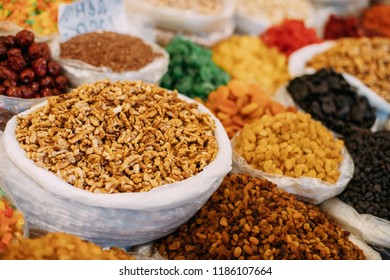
235, 112, 344, 183
212, 35, 289, 95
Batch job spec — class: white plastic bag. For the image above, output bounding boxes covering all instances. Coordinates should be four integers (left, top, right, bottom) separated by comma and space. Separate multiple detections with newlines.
231, 137, 354, 205
49, 33, 169, 87
0, 94, 232, 248
288, 42, 390, 115
125, 0, 235, 34
320, 197, 390, 249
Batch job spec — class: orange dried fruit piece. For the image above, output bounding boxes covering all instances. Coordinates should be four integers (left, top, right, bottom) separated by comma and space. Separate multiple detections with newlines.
217, 99, 239, 115
216, 85, 230, 100
236, 95, 250, 110
228, 80, 250, 98
270, 101, 286, 114
241, 103, 259, 115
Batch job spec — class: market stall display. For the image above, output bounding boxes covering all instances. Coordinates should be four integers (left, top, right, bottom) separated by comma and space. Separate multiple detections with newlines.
0, 0, 388, 261
155, 174, 367, 260
232, 111, 354, 204
0, 29, 69, 113
286, 68, 377, 136
51, 31, 169, 87
1, 232, 135, 260
0, 80, 232, 247
212, 35, 289, 95
205, 80, 296, 138
260, 20, 322, 57
160, 36, 229, 100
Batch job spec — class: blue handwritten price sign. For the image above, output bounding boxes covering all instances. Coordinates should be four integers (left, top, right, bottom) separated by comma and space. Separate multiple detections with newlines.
58, 0, 130, 41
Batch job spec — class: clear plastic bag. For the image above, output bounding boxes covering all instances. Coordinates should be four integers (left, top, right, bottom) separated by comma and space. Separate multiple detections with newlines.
231, 137, 354, 205
288, 42, 390, 115
0, 94, 232, 248
320, 197, 390, 249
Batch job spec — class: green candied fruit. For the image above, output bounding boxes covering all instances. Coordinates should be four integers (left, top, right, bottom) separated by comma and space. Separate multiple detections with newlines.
162, 36, 230, 100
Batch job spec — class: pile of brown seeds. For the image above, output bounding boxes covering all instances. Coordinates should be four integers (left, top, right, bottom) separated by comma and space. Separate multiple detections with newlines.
60, 32, 161, 72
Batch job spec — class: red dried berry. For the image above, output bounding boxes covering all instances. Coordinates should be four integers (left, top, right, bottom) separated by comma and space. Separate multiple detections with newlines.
6, 86, 22, 98
20, 85, 35, 99
32, 57, 47, 78
7, 48, 23, 59
4, 35, 16, 48
7, 57, 27, 73
31, 82, 40, 92
40, 87, 53, 97
19, 68, 36, 84
55, 75, 69, 91
47, 60, 61, 77
40, 76, 55, 88
0, 66, 18, 81
15, 30, 35, 48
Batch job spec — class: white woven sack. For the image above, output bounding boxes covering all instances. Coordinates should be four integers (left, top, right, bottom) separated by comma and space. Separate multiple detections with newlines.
0, 94, 232, 248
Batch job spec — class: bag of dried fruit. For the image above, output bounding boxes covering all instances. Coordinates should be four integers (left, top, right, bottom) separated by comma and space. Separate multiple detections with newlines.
320, 130, 390, 250
0, 181, 27, 255
288, 38, 390, 116
235, 0, 316, 35
125, 0, 235, 47
0, 80, 232, 248
231, 111, 354, 205
49, 31, 169, 87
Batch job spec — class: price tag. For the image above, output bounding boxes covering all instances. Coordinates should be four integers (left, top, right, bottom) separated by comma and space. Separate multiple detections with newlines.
58, 0, 130, 42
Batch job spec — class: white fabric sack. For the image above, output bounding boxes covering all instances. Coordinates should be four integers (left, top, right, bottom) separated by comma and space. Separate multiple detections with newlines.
125, 0, 235, 34
288, 42, 390, 115
320, 197, 390, 249
0, 94, 232, 248
231, 137, 354, 205
49, 33, 169, 87
154, 21, 235, 47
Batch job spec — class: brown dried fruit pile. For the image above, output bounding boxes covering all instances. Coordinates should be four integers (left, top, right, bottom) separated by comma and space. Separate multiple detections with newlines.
60, 31, 161, 72
1, 232, 134, 260
155, 174, 365, 260
0, 29, 69, 98
15, 80, 218, 193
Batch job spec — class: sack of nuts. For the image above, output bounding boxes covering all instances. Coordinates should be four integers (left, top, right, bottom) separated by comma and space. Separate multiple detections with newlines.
0, 80, 232, 248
